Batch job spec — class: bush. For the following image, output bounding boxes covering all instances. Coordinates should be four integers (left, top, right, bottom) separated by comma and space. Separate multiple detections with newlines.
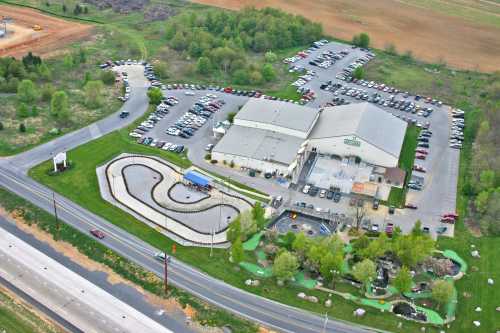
16, 103, 30, 118
227, 112, 236, 123
204, 153, 211, 160
352, 33, 370, 48
19, 123, 26, 132
210, 159, 218, 164
147, 87, 163, 105
100, 70, 116, 85
0, 122, 4, 130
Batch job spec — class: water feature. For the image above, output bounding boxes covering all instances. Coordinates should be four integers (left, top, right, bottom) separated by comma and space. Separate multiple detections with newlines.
392, 302, 427, 322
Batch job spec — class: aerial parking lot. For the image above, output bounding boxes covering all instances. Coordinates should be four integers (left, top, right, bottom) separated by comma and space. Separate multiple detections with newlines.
100, 39, 461, 240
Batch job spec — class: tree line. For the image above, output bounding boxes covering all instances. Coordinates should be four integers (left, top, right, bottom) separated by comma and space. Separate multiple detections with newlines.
164, 7, 323, 85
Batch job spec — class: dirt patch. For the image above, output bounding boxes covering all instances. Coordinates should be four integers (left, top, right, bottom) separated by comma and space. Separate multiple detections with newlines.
191, 0, 500, 72
0, 4, 94, 58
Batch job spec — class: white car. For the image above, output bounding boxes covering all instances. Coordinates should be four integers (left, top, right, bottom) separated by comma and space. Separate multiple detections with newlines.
129, 132, 142, 138
302, 184, 311, 194
184, 91, 195, 96
162, 142, 173, 150
141, 122, 154, 128
205, 144, 214, 151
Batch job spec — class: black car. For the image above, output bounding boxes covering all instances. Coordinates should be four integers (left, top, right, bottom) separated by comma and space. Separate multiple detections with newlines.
326, 190, 334, 200
309, 187, 319, 197
333, 192, 341, 203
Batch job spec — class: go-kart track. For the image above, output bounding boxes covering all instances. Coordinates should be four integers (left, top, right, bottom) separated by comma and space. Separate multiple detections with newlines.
98, 154, 253, 246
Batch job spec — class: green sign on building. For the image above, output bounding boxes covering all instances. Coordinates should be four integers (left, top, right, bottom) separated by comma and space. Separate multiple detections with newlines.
344, 135, 361, 147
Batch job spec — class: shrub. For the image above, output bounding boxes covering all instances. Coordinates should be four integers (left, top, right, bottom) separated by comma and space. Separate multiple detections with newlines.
19, 123, 26, 132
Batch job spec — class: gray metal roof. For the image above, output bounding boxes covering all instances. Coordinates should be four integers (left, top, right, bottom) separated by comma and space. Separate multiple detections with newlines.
235, 98, 320, 134
310, 103, 408, 158
213, 125, 303, 166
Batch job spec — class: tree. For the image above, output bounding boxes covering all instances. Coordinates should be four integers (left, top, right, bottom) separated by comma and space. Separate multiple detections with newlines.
319, 252, 344, 289
252, 202, 266, 229
63, 54, 73, 70
37, 63, 52, 81
100, 70, 116, 85
84, 80, 104, 108
196, 57, 212, 75
83, 6, 88, 14
352, 259, 376, 292
272, 251, 298, 282
73, 3, 82, 15
31, 105, 39, 117
393, 266, 412, 294
17, 103, 29, 118
282, 231, 296, 250
62, 3, 67, 12
231, 237, 244, 264
232, 69, 250, 85
0, 122, 3, 131
227, 217, 241, 243
153, 62, 169, 79
78, 48, 87, 64
50, 90, 69, 121
351, 200, 366, 230
431, 279, 454, 309
19, 123, 26, 132
17, 79, 38, 103
227, 112, 236, 123
292, 232, 309, 257
479, 188, 500, 235
261, 64, 276, 82
239, 210, 257, 239
353, 33, 370, 48
393, 232, 435, 267
22, 52, 42, 68
361, 233, 390, 259
147, 87, 163, 105
353, 66, 364, 80
264, 51, 277, 63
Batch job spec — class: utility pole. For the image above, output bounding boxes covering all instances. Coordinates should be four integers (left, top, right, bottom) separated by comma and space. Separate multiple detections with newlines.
163, 250, 168, 293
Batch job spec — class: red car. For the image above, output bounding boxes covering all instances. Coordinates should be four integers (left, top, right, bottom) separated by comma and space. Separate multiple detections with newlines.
405, 204, 418, 209
223, 87, 233, 93
413, 165, 426, 173
385, 223, 394, 235
443, 213, 459, 219
415, 149, 428, 155
441, 217, 456, 224
90, 229, 105, 239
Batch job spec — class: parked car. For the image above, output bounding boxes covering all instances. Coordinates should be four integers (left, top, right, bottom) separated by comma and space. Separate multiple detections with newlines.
436, 226, 447, 234
385, 223, 394, 235
372, 199, 379, 210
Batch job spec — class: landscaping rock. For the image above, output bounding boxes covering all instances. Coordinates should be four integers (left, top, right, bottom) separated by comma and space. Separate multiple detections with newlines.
475, 307, 482, 312
488, 278, 494, 285
325, 299, 332, 307
252, 280, 260, 287
297, 292, 306, 299
277, 279, 284, 286
353, 308, 366, 317
471, 250, 480, 258
463, 292, 472, 298
471, 266, 479, 272
245, 279, 252, 286
473, 321, 480, 327
306, 296, 318, 303
496, 306, 500, 312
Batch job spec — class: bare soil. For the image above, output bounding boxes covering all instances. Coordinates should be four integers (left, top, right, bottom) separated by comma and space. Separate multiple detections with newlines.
192, 0, 500, 72
0, 4, 94, 58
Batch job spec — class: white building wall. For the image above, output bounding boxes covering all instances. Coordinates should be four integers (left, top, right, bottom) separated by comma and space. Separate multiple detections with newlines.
211, 152, 291, 175
308, 135, 398, 168
233, 119, 308, 139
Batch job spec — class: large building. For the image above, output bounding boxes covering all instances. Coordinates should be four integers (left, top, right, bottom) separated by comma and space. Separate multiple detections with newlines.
212, 99, 407, 180
308, 103, 407, 168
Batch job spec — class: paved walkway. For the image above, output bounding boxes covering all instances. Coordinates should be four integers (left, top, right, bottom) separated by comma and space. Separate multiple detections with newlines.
0, 230, 173, 333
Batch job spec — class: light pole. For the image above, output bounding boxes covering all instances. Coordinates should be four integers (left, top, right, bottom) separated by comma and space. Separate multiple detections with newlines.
52, 191, 60, 241
321, 312, 329, 333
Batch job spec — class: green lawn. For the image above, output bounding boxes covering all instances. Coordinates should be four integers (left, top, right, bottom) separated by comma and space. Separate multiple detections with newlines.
387, 125, 419, 207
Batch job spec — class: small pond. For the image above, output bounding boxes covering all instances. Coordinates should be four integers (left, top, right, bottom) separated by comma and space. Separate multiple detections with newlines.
393, 302, 427, 322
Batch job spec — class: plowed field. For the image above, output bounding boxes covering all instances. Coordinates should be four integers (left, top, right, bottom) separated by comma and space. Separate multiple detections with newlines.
192, 0, 500, 72
0, 5, 94, 58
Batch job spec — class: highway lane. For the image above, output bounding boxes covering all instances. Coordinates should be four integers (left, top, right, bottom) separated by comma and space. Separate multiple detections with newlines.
0, 63, 381, 333
0, 166, 379, 333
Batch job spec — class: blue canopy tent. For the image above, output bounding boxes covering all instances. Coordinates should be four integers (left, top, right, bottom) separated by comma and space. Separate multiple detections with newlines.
183, 170, 212, 188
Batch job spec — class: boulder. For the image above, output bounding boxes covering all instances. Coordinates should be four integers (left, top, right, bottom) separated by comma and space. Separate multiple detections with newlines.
488, 278, 494, 285
325, 299, 332, 307
245, 279, 252, 286
353, 308, 366, 317
475, 307, 482, 312
306, 296, 318, 303
473, 321, 481, 327
297, 292, 306, 299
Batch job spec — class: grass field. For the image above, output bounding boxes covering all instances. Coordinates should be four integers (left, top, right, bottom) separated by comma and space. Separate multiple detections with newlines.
0, 287, 64, 333
191, 0, 500, 72
387, 125, 419, 207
